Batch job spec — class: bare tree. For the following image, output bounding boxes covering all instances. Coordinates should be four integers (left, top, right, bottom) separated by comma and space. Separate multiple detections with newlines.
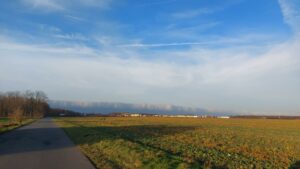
24, 90, 35, 117
0, 90, 49, 118
34, 91, 48, 117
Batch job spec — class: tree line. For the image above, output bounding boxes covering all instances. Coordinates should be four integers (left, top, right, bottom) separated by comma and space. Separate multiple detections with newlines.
0, 90, 50, 119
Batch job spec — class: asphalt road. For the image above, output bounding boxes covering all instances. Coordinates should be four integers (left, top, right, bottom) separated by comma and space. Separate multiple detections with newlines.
0, 118, 95, 169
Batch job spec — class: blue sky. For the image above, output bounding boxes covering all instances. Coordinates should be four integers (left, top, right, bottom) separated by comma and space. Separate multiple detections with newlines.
1, 0, 300, 115
0, 0, 292, 48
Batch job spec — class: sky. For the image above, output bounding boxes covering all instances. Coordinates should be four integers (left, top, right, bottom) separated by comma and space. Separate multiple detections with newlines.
0, 0, 300, 115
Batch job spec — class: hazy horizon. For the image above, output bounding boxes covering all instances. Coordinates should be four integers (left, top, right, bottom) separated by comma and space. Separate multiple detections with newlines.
49, 99, 300, 116
1, 0, 300, 115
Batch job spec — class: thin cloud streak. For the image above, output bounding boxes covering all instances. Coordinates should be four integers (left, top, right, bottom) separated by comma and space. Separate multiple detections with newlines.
64, 15, 86, 22
118, 42, 209, 48
137, 0, 177, 7
21, 0, 113, 11
52, 33, 88, 41
22, 0, 64, 11
171, 8, 214, 19
118, 34, 279, 48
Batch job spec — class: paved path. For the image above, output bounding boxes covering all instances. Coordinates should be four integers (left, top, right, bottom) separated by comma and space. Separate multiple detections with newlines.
0, 118, 95, 169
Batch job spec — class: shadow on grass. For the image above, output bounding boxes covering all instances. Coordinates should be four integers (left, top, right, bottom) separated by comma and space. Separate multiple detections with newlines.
0, 120, 215, 168
61, 123, 228, 169
0, 121, 197, 156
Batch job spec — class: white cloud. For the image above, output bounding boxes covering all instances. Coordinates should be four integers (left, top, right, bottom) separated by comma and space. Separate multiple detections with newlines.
1, 33, 300, 115
278, 0, 300, 34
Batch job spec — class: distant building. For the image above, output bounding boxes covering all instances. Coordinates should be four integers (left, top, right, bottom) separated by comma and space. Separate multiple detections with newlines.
130, 113, 141, 117
158, 114, 200, 118
218, 116, 230, 119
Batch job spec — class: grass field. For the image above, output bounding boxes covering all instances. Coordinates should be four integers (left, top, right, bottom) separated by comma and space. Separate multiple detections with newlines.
55, 117, 300, 169
0, 117, 35, 133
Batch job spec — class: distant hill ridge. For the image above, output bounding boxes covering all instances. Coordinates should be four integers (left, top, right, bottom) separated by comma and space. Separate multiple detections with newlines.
48, 100, 215, 115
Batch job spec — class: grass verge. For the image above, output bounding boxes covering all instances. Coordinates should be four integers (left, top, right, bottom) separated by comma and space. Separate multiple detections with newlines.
0, 118, 36, 134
